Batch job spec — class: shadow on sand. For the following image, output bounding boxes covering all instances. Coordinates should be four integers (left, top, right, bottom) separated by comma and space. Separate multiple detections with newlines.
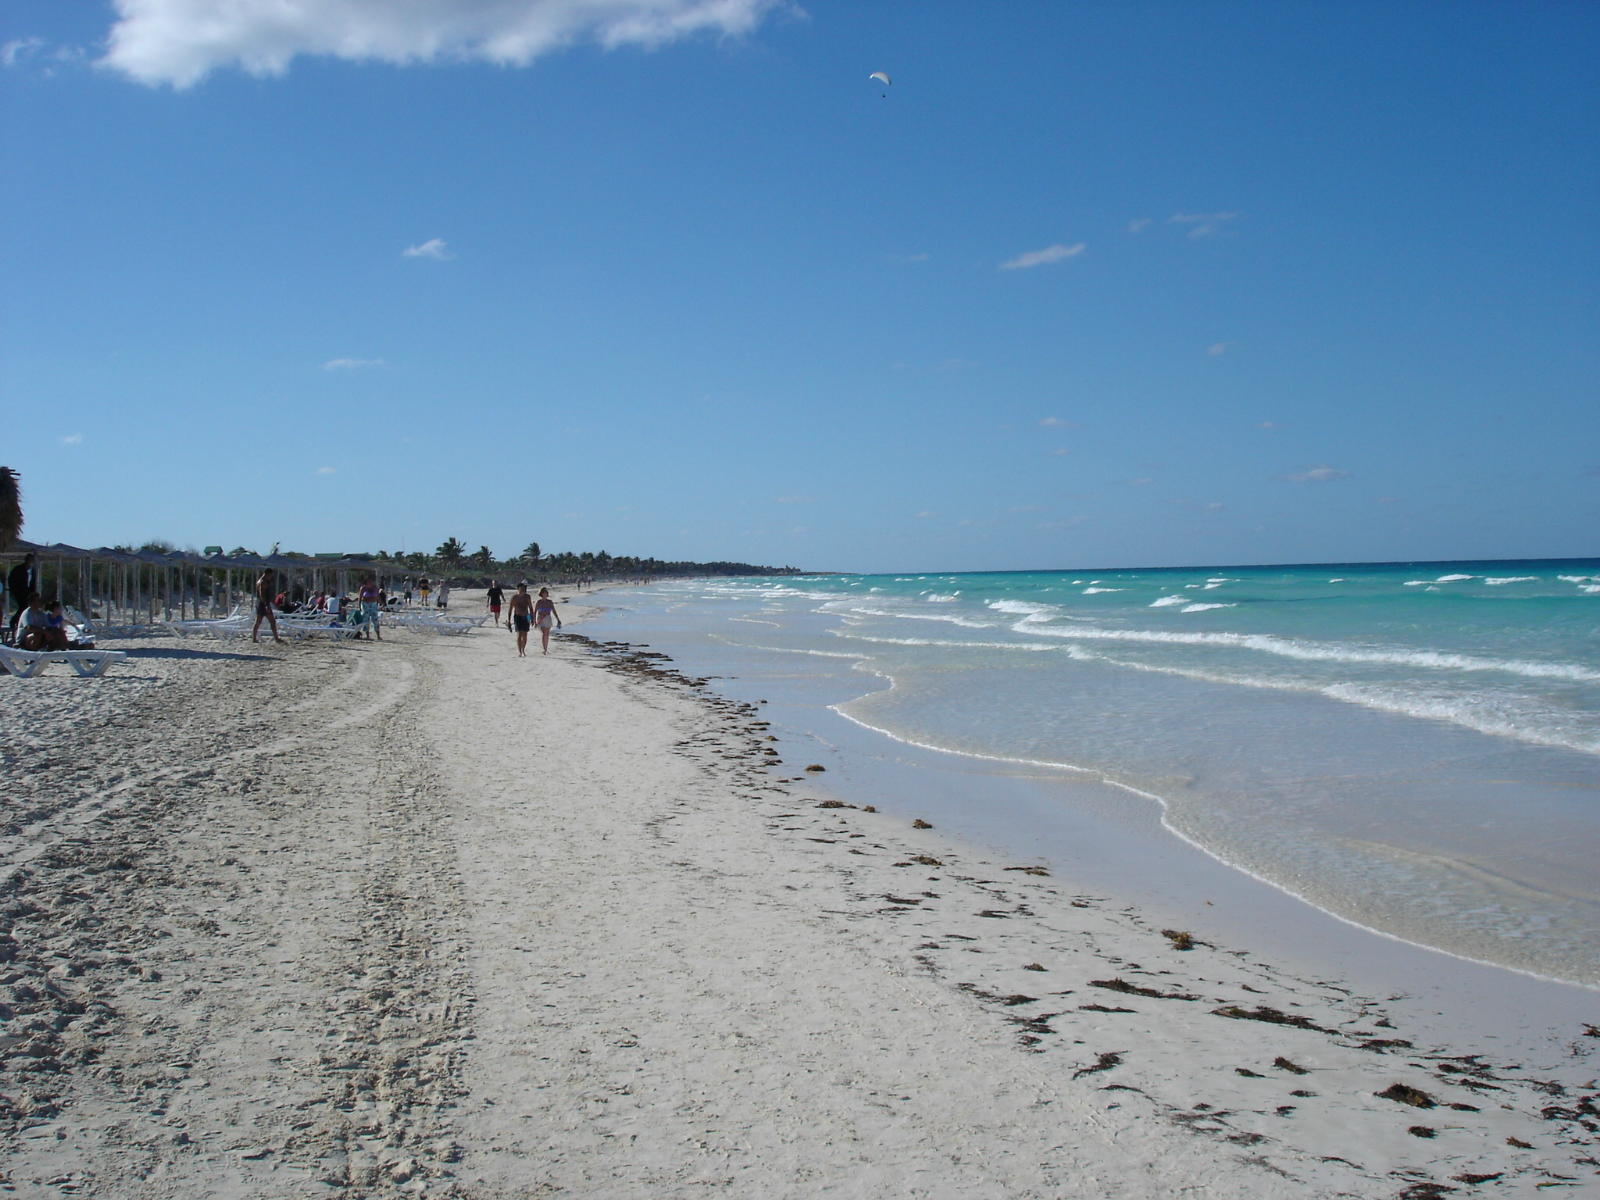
116, 646, 270, 663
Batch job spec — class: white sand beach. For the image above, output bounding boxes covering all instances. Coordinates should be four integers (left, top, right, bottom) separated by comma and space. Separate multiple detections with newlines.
2, 593, 1596, 1199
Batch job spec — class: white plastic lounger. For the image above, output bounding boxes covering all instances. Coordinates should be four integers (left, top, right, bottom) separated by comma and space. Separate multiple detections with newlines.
0, 646, 129, 678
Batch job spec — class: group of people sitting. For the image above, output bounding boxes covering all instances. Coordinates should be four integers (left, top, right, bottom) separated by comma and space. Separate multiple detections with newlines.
9, 593, 89, 652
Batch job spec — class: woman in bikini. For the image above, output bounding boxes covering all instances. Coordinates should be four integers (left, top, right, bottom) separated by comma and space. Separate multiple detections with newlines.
533, 587, 562, 655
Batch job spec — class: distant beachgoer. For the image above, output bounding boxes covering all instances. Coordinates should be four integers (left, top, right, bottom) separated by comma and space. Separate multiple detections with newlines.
486, 582, 504, 623
7, 552, 35, 637
437, 581, 451, 610
253, 570, 284, 644
533, 587, 562, 655
507, 583, 534, 657
403, 580, 413, 606
418, 577, 431, 607
358, 575, 383, 640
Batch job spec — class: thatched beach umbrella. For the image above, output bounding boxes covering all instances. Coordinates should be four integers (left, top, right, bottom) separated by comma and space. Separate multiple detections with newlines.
0, 467, 21, 550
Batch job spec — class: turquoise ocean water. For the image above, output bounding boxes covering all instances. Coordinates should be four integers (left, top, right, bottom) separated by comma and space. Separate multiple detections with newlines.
588, 560, 1600, 989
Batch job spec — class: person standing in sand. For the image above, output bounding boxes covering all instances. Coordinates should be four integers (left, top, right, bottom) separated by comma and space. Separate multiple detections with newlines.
506, 582, 534, 657
252, 570, 284, 643
486, 581, 503, 625
358, 574, 383, 640
533, 587, 561, 655
7, 551, 35, 638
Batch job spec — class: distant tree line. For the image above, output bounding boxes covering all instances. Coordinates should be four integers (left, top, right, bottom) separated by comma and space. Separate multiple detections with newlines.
103, 537, 801, 587
376, 539, 801, 586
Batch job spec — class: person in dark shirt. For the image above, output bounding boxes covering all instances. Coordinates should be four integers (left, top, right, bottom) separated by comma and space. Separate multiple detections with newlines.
487, 582, 504, 624
7, 552, 35, 637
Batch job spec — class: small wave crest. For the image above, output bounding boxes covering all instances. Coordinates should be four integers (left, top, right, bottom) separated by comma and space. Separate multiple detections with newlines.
1181, 603, 1236, 613
1021, 624, 1600, 683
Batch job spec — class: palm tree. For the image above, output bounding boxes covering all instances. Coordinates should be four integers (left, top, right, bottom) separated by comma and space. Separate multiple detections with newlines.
473, 544, 493, 571
436, 537, 465, 566
521, 541, 541, 568
0, 467, 21, 549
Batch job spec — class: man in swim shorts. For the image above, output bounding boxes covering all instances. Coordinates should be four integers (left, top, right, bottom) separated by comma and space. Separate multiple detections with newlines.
486, 581, 503, 624
252, 569, 284, 643
506, 582, 534, 657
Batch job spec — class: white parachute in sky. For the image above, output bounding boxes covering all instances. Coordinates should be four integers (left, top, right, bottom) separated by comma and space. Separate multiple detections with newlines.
868, 71, 891, 88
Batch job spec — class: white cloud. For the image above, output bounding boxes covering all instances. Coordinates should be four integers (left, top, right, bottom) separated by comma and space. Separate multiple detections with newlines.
61, 432, 84, 445
316, 466, 337, 475
1048, 448, 1070, 456
1000, 242, 1085, 271
1286, 465, 1350, 483
1169, 211, 1241, 238
3, 37, 85, 74
323, 356, 387, 370
98, 0, 786, 88
1126, 217, 1152, 234
1257, 420, 1280, 430
914, 510, 936, 519
1206, 342, 1229, 356
3, 38, 45, 67
403, 238, 453, 260
1038, 416, 1077, 428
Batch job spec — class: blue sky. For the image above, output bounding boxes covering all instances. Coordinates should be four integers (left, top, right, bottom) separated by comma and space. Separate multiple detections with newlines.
3, 1, 1596, 573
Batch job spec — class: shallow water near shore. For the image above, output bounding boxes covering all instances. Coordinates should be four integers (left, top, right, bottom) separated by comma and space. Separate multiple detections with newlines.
585, 559, 1600, 999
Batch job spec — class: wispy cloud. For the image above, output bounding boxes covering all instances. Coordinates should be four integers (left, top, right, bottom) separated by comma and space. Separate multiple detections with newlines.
2, 38, 44, 67
403, 238, 453, 260
3, 37, 85, 74
98, 0, 787, 88
1038, 416, 1078, 429
1126, 217, 1152, 234
1000, 242, 1085, 271
61, 433, 84, 446
1206, 342, 1230, 356
914, 510, 936, 519
323, 357, 387, 370
1286, 465, 1350, 483
1257, 420, 1281, 430
315, 466, 337, 475
1169, 211, 1241, 238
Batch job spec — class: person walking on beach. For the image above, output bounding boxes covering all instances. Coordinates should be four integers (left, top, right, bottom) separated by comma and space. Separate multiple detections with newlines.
486, 582, 504, 624
252, 569, 284, 644
358, 574, 383, 640
507, 582, 534, 657
418, 577, 430, 607
533, 587, 562, 655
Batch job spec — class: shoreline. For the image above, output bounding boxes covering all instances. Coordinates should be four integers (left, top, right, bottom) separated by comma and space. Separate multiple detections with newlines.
575, 584, 1600, 1068
1, 596, 1596, 1197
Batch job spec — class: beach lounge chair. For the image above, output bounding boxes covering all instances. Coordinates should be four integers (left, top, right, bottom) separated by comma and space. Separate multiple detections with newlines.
0, 646, 129, 678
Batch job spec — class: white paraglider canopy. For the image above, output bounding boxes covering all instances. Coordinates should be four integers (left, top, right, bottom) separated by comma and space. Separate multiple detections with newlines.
868, 71, 891, 87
